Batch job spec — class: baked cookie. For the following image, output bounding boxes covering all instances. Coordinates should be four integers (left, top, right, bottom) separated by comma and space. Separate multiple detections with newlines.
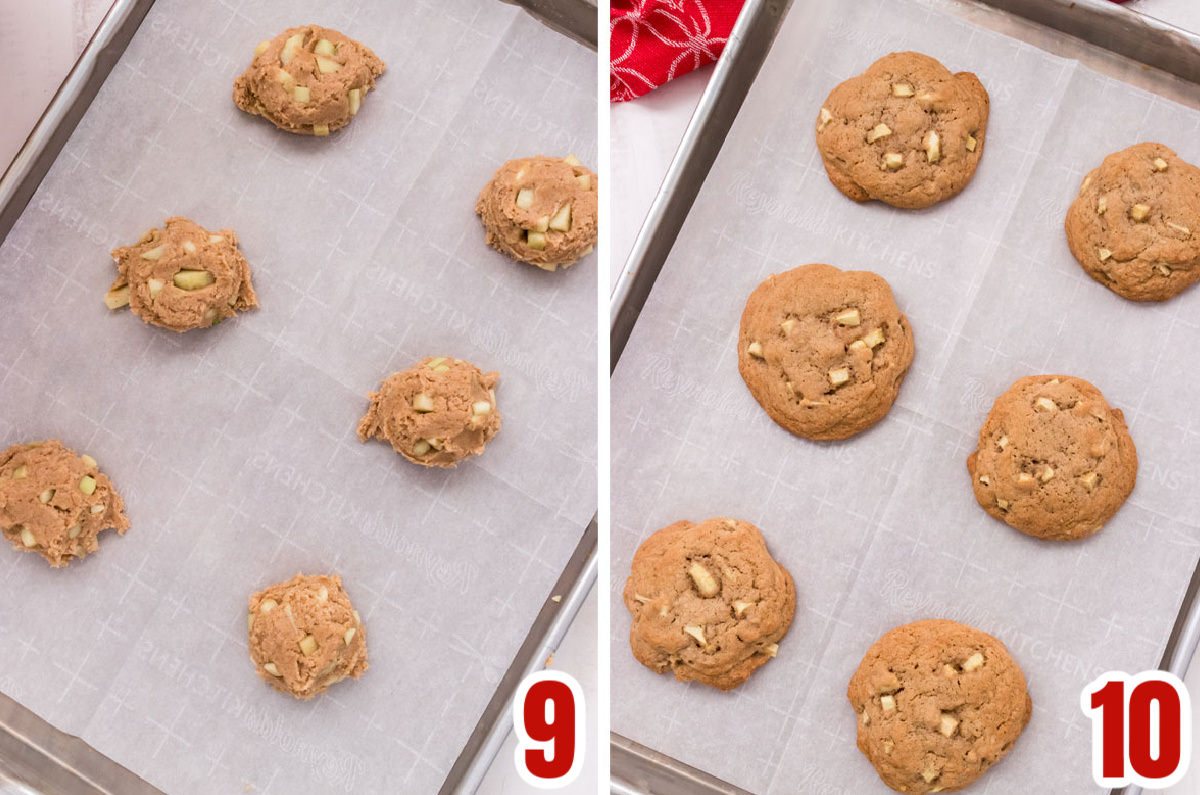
623, 517, 795, 691
967, 375, 1137, 541
247, 573, 367, 699
107, 217, 258, 332
0, 440, 129, 567
816, 52, 989, 209
234, 25, 385, 136
1065, 143, 1200, 301
738, 264, 915, 441
357, 357, 500, 468
476, 155, 597, 270
848, 619, 1031, 794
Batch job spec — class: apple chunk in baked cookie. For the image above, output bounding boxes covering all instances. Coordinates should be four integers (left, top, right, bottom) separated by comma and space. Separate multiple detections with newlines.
476, 155, 598, 271
1065, 142, 1200, 301
357, 357, 501, 468
623, 517, 795, 691
848, 619, 1031, 794
107, 217, 258, 332
248, 573, 367, 699
233, 25, 385, 136
967, 375, 1137, 541
738, 263, 915, 441
0, 440, 129, 567
816, 51, 989, 209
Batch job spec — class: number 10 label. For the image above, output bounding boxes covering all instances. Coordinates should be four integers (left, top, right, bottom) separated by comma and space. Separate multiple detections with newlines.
1081, 670, 1191, 788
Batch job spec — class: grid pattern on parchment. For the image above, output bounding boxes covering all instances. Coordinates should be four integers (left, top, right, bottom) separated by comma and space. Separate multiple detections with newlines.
610, 1, 1200, 792
0, 0, 595, 793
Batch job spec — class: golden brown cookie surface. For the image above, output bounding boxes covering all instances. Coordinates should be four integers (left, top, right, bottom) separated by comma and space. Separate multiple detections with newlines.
476, 156, 597, 270
357, 357, 500, 468
247, 573, 367, 699
738, 264, 914, 441
816, 52, 989, 209
623, 517, 795, 691
967, 375, 1137, 541
1065, 142, 1200, 301
0, 440, 129, 567
847, 619, 1031, 794
108, 217, 257, 332
233, 25, 384, 136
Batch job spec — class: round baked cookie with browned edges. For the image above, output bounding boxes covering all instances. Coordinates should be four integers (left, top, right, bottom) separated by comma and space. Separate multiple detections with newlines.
248, 573, 368, 699
967, 375, 1137, 541
1065, 143, 1200, 301
848, 619, 1031, 794
357, 357, 500, 468
108, 217, 258, 332
623, 517, 795, 691
234, 25, 385, 136
816, 52, 989, 209
476, 155, 598, 271
0, 440, 129, 567
738, 264, 915, 441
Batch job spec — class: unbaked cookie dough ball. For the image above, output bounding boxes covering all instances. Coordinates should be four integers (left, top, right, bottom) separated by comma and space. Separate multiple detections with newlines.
107, 217, 258, 332
0, 440, 129, 567
247, 573, 367, 699
357, 357, 500, 468
476, 155, 597, 270
234, 25, 385, 136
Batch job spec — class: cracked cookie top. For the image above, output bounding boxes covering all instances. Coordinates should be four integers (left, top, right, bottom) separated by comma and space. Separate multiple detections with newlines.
848, 619, 1031, 794
623, 517, 795, 691
967, 375, 1137, 541
738, 263, 915, 441
1065, 142, 1200, 301
816, 52, 989, 209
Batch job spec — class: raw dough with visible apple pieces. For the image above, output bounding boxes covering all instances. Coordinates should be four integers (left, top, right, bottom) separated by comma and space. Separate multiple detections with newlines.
107, 217, 258, 332
358, 357, 500, 468
248, 573, 367, 699
476, 155, 597, 270
0, 440, 129, 567
233, 25, 384, 136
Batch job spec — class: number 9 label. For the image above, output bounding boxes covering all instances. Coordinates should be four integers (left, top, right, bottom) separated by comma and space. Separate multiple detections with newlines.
513, 670, 586, 789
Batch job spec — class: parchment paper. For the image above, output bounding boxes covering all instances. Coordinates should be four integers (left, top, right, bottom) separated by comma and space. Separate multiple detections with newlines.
0, 1, 595, 792
611, 0, 1200, 791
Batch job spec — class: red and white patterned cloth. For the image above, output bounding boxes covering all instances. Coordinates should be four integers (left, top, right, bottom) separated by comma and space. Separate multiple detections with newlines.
610, 0, 745, 102
611, 0, 1139, 102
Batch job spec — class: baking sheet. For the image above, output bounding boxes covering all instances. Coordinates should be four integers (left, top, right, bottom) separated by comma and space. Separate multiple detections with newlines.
609, 0, 1200, 791
0, 0, 596, 792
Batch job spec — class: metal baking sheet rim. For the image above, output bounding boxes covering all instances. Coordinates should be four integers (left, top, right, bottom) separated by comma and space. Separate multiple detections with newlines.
0, 1, 599, 794
608, 1, 1200, 793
